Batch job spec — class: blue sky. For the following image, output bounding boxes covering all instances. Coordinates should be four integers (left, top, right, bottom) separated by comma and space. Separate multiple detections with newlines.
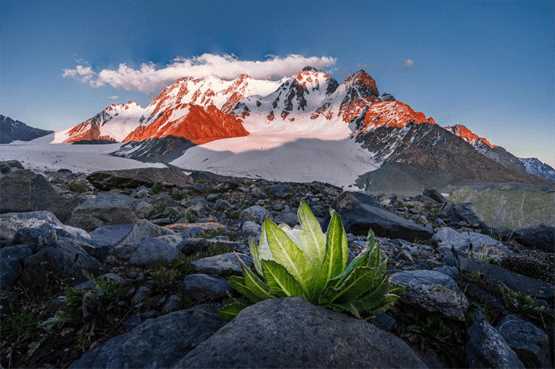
1, 0, 554, 165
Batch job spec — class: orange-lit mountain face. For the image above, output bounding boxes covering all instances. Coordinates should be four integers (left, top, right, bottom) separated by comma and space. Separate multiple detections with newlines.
123, 104, 248, 145
446, 124, 495, 149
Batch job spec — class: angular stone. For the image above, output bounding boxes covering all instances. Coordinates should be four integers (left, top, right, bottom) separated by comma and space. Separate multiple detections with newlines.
191, 252, 251, 275
69, 305, 224, 369
182, 273, 231, 302
433, 227, 512, 262
240, 205, 268, 224
514, 225, 555, 253
390, 270, 469, 320
334, 191, 433, 241
68, 192, 138, 231
466, 310, 525, 369
0, 245, 33, 290
496, 314, 551, 369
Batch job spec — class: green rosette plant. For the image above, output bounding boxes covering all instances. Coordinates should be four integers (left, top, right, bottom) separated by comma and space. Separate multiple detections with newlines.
220, 201, 400, 319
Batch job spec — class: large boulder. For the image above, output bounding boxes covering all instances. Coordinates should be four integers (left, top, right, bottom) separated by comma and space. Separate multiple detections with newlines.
433, 227, 512, 262
496, 315, 551, 369
0, 211, 90, 246
177, 297, 427, 368
86, 167, 193, 191
240, 205, 268, 224
390, 270, 469, 320
466, 310, 525, 369
0, 166, 73, 220
70, 305, 224, 369
68, 192, 138, 231
334, 191, 433, 241
513, 225, 555, 253
115, 234, 182, 266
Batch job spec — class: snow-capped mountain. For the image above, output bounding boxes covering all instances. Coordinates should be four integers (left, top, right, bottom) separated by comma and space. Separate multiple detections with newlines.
51, 66, 551, 190
53, 102, 144, 143
519, 158, 555, 182
0, 115, 52, 144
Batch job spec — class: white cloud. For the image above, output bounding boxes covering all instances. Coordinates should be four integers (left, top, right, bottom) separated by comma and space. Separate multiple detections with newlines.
403, 58, 415, 67
108, 95, 119, 100
63, 53, 336, 93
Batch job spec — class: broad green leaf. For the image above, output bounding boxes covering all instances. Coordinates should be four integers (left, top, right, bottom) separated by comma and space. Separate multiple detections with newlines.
297, 200, 326, 264
330, 266, 376, 303
237, 256, 273, 300
228, 276, 262, 303
263, 219, 310, 291
219, 301, 248, 320
321, 210, 349, 284
262, 260, 304, 297
249, 238, 263, 276
329, 249, 370, 287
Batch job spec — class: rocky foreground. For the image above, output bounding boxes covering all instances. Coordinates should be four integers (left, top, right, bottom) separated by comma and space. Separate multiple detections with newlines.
0, 160, 553, 369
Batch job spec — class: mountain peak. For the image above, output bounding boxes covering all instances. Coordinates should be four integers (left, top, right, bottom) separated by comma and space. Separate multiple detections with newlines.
446, 124, 495, 149
342, 69, 379, 98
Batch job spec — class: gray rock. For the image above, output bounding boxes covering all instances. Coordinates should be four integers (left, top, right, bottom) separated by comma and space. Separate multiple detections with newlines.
423, 188, 447, 203
439, 202, 484, 228
241, 220, 260, 237
0, 211, 90, 246
0, 245, 33, 289
466, 310, 525, 369
23, 238, 101, 281
89, 224, 134, 251
70, 305, 224, 369
334, 191, 433, 242
68, 192, 138, 231
496, 315, 551, 368
182, 273, 231, 302
390, 270, 469, 320
177, 297, 427, 369
191, 252, 251, 275
275, 211, 298, 226
161, 295, 180, 314
433, 227, 512, 262
514, 225, 555, 253
117, 220, 174, 248
121, 235, 182, 266
240, 205, 268, 224
269, 183, 290, 198
0, 168, 73, 221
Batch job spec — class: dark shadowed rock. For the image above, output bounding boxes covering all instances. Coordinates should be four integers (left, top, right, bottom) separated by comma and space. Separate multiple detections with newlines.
423, 188, 447, 203
23, 238, 101, 281
70, 305, 224, 369
513, 225, 555, 253
458, 257, 554, 300
182, 273, 231, 302
433, 227, 512, 262
0, 245, 33, 289
390, 270, 469, 320
466, 310, 525, 369
68, 193, 138, 231
239, 205, 268, 224
334, 191, 433, 241
439, 202, 484, 228
177, 297, 428, 369
496, 315, 551, 369
87, 167, 193, 191
0, 167, 73, 221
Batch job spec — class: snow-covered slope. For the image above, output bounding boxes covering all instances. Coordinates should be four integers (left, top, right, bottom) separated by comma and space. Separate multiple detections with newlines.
53, 102, 144, 143
520, 158, 555, 182
0, 134, 164, 173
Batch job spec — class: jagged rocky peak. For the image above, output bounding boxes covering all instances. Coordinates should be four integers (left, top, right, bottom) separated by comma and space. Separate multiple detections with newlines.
343, 69, 380, 98
445, 124, 495, 149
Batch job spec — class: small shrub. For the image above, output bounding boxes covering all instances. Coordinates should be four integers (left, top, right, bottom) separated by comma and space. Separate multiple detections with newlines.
220, 201, 400, 319
150, 182, 163, 194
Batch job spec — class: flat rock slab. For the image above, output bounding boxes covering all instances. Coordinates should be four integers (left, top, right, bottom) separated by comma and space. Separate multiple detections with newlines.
182, 273, 231, 302
334, 191, 433, 242
68, 192, 138, 231
70, 305, 223, 369
177, 297, 428, 369
191, 252, 251, 275
390, 269, 469, 320
433, 227, 512, 262
87, 167, 193, 191
459, 257, 555, 300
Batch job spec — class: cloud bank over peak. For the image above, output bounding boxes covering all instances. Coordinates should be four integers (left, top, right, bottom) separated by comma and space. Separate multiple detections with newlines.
63, 53, 336, 93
